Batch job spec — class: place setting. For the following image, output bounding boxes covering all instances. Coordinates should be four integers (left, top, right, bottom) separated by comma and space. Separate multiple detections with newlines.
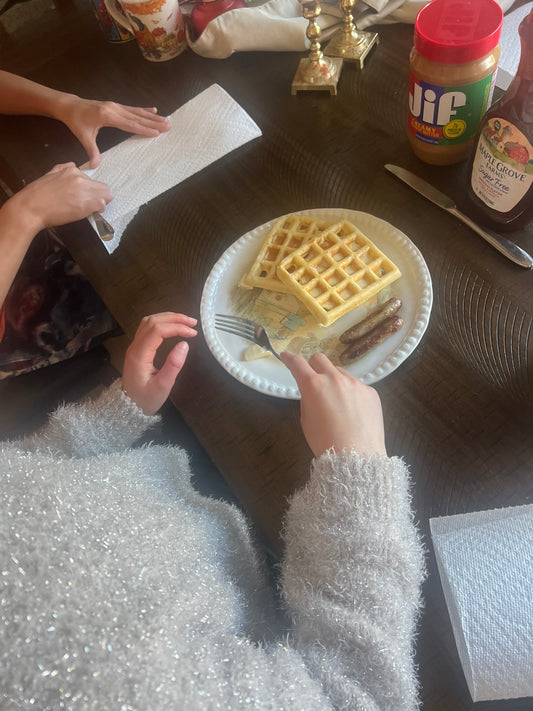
201, 206, 433, 398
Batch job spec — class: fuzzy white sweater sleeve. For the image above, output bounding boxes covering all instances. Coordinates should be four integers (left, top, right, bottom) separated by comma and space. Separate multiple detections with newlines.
20, 379, 159, 458
0, 389, 425, 710
280, 449, 426, 711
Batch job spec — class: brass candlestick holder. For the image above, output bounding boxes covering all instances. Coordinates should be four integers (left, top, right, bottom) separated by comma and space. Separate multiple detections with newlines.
324, 0, 378, 68
291, 0, 343, 95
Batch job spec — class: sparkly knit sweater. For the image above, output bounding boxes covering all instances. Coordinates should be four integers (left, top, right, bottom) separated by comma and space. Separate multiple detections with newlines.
0, 380, 425, 711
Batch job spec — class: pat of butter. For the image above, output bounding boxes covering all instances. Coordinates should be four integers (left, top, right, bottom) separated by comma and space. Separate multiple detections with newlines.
241, 345, 273, 361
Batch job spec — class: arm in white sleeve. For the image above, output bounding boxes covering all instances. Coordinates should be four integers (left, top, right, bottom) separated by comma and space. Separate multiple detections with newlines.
20, 379, 160, 459
280, 450, 426, 711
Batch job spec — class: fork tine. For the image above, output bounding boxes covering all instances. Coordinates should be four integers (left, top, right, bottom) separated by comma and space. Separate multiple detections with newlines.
215, 323, 255, 341
215, 314, 256, 329
215, 318, 255, 338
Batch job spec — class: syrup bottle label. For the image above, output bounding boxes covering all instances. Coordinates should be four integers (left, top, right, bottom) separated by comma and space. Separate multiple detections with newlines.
471, 118, 533, 213
407, 71, 496, 146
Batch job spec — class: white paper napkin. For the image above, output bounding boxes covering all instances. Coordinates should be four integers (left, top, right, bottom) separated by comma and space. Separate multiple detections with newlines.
496, 1, 532, 90
430, 505, 533, 702
84, 84, 262, 253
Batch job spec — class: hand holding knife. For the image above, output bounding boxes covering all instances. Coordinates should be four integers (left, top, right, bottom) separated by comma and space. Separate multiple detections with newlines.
385, 164, 533, 269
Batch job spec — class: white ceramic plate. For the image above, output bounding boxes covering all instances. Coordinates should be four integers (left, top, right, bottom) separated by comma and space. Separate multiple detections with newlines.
201, 209, 432, 399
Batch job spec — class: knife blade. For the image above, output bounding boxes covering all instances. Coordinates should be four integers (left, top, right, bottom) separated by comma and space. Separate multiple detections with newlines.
92, 212, 114, 242
384, 164, 533, 269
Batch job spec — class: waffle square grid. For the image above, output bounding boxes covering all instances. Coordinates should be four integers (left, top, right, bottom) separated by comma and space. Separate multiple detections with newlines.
277, 220, 402, 326
239, 214, 335, 294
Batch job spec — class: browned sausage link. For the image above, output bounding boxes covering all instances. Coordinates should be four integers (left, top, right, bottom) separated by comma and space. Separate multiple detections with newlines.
340, 297, 402, 344
339, 315, 404, 365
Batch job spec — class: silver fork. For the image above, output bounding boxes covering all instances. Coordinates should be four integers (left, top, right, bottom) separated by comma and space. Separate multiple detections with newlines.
215, 314, 281, 360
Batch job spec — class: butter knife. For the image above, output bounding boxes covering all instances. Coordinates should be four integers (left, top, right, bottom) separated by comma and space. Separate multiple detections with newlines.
92, 212, 114, 242
385, 164, 533, 269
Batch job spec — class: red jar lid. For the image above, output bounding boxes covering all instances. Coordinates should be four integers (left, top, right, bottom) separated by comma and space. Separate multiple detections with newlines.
414, 0, 503, 64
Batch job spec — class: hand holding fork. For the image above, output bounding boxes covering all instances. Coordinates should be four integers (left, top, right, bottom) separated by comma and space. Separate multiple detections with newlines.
214, 312, 386, 457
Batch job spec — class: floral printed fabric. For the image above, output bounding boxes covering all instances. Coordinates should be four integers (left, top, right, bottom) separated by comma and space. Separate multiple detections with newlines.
0, 229, 120, 378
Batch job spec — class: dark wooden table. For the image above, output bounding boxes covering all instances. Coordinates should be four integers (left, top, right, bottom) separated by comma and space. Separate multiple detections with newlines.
1, 2, 532, 709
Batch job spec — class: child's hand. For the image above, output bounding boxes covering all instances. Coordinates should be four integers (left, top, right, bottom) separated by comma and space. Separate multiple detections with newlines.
281, 351, 386, 458
122, 312, 198, 415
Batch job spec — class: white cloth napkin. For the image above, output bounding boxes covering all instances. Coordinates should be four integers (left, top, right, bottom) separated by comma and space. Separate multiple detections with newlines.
187, 0, 519, 59
430, 505, 533, 702
84, 84, 262, 253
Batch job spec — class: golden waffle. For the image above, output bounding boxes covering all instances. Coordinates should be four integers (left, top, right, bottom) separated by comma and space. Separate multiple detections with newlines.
276, 220, 401, 326
239, 214, 335, 294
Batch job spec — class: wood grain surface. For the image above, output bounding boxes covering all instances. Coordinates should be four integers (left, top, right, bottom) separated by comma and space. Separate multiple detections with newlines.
1, 2, 532, 708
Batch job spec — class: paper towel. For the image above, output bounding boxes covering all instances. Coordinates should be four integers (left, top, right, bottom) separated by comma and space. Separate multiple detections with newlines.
84, 84, 262, 253
496, 2, 532, 90
430, 505, 533, 702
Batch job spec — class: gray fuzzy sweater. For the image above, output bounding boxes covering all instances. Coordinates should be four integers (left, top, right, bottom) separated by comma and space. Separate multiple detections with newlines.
0, 380, 425, 710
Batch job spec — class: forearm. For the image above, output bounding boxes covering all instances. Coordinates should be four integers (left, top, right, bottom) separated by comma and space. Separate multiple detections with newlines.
22, 379, 160, 458
0, 166, 112, 302
0, 70, 75, 121
0, 70, 170, 170
0, 198, 38, 306
281, 451, 425, 710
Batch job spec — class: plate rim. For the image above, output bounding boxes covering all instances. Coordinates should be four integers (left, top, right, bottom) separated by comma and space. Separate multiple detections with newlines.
201, 208, 433, 399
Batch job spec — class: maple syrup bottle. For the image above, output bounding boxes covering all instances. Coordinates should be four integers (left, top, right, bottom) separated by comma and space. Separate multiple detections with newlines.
464, 8, 533, 231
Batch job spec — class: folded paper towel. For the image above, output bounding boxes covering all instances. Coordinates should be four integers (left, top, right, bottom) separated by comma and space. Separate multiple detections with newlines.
84, 84, 262, 253
430, 505, 533, 702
